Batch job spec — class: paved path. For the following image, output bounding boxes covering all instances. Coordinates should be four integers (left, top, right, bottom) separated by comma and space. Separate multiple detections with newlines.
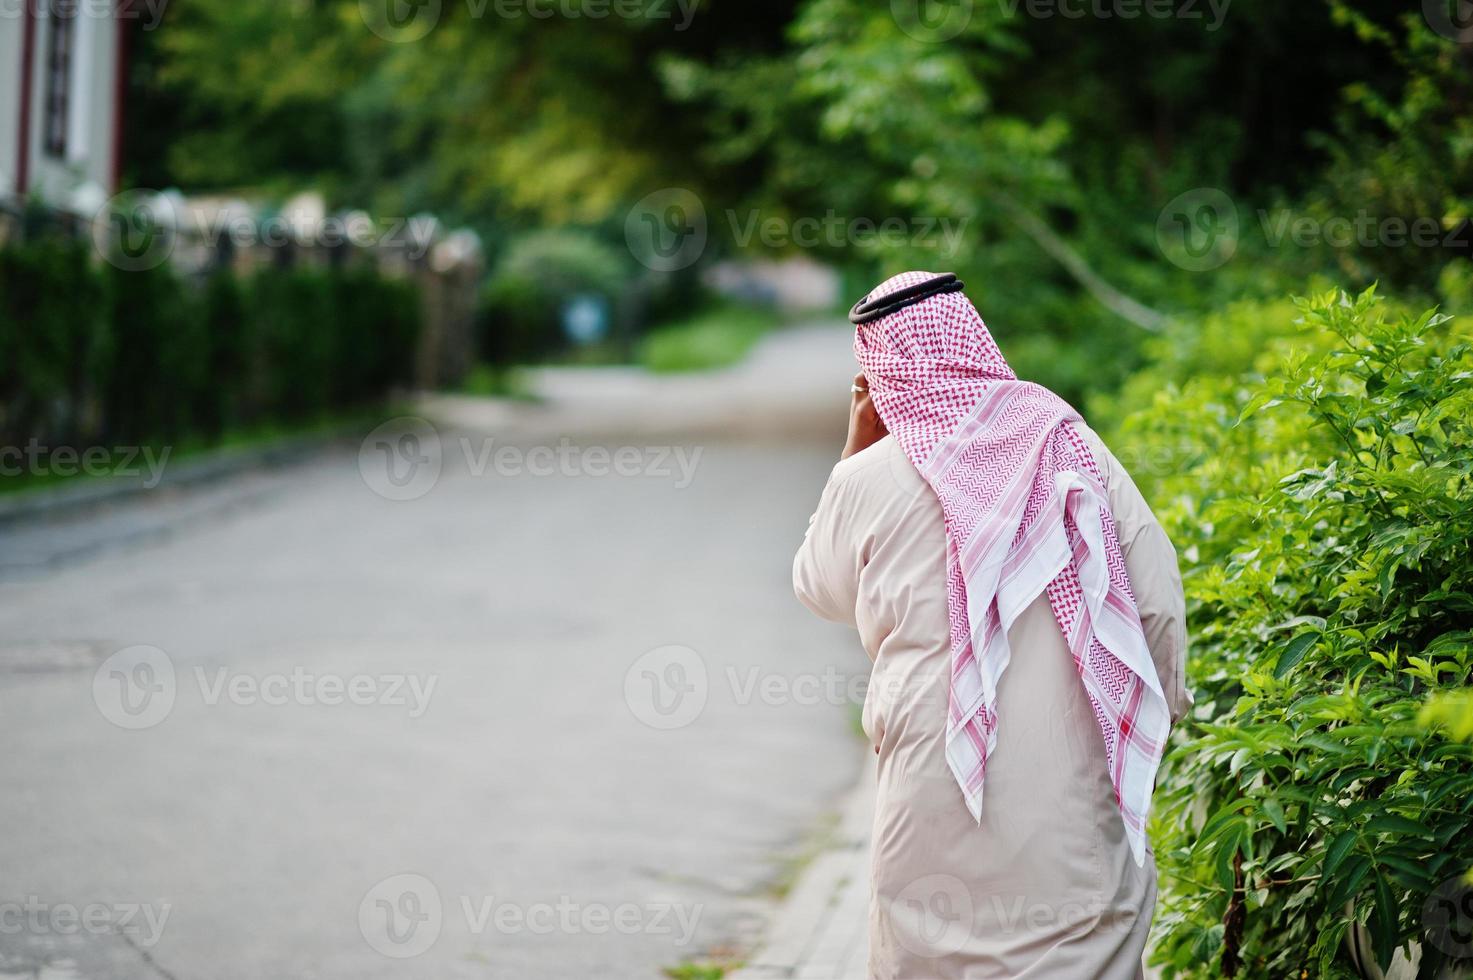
730, 757, 874, 980
0, 324, 874, 980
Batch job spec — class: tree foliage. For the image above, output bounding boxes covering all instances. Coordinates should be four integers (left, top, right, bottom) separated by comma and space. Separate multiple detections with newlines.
1113, 287, 1473, 977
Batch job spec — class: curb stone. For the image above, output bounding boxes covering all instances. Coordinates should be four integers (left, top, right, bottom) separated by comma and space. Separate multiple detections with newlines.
0, 426, 358, 527
726, 751, 1171, 980
732, 753, 875, 980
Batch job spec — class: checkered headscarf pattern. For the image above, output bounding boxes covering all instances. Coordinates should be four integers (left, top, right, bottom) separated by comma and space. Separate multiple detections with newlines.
853, 271, 1171, 865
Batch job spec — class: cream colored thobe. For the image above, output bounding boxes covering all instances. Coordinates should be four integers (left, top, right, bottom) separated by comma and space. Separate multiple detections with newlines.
794, 430, 1189, 980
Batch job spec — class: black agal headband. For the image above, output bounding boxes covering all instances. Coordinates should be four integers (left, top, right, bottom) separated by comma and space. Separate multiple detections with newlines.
848, 273, 966, 325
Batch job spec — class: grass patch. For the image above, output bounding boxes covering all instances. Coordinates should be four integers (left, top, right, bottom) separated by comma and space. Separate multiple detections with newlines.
0, 406, 401, 498
637, 304, 784, 373
663, 958, 741, 980
459, 364, 535, 400
767, 809, 842, 900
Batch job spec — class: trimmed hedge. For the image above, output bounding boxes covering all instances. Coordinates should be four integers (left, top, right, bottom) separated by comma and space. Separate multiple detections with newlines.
0, 237, 104, 446
0, 238, 419, 449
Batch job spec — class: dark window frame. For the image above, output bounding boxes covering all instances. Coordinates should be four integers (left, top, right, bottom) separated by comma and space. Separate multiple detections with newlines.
42, 0, 79, 159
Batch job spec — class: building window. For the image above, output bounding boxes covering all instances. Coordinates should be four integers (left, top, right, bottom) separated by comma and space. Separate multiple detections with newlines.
42, 0, 79, 159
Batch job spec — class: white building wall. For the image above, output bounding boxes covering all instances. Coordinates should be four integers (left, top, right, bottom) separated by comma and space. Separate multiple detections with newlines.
0, 10, 23, 200
0, 0, 120, 209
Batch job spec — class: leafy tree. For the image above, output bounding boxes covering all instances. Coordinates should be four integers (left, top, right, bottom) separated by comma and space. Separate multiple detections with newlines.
127, 0, 379, 195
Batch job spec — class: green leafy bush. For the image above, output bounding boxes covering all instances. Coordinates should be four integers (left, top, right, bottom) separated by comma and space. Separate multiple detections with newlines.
328, 266, 420, 405
0, 236, 420, 454
478, 230, 629, 363
0, 237, 104, 444
100, 259, 211, 441
1116, 288, 1473, 977
248, 266, 339, 421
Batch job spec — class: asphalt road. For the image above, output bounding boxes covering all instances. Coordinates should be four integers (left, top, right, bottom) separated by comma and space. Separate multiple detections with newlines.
0, 325, 869, 980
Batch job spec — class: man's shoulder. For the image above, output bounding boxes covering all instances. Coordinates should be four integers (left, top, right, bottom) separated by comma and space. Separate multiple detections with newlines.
828, 435, 930, 499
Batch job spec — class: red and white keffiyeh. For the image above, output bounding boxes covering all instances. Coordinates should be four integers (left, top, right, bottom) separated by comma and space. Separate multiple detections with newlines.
853, 271, 1169, 865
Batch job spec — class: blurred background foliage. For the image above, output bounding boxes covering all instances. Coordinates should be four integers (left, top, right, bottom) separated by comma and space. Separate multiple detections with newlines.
31, 0, 1473, 973
124, 0, 1472, 400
